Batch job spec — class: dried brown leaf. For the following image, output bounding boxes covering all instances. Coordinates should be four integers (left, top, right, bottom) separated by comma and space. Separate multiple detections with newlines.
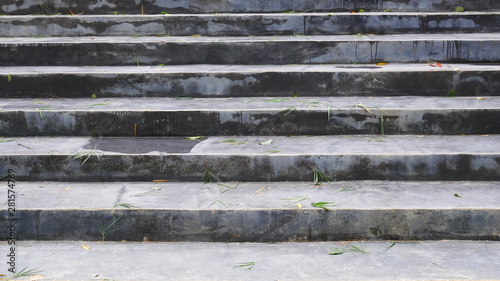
60, 186, 72, 193
26, 275, 45, 281
254, 187, 267, 195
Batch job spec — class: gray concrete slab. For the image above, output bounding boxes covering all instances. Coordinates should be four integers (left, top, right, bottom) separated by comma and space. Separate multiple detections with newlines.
2, 181, 498, 210
1, 34, 499, 66
1, 135, 499, 156
0, 135, 499, 181
3, 241, 500, 280
3, 96, 500, 111
0, 96, 499, 136
1, 64, 499, 98
1, 13, 498, 37
0, 181, 498, 241
2, 0, 499, 14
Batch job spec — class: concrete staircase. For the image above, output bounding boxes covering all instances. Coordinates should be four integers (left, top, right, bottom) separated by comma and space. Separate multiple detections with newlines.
1, 0, 499, 280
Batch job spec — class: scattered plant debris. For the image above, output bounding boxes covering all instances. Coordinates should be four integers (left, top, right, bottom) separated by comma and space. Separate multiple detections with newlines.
258, 139, 273, 145
234, 262, 256, 270
311, 201, 337, 211
329, 244, 370, 255
280, 196, 309, 206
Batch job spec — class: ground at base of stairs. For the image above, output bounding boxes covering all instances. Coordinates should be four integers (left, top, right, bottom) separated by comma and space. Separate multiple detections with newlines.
5, 240, 499, 280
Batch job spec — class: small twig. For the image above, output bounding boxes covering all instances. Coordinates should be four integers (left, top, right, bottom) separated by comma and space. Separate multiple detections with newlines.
254, 187, 267, 195
16, 141, 32, 149
327, 86, 341, 96
432, 263, 449, 272
39, 181, 52, 188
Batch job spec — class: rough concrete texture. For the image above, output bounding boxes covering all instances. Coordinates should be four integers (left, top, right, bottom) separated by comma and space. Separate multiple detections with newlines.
0, 135, 499, 181
2, 241, 499, 280
0, 96, 499, 136
0, 181, 498, 241
1, 34, 499, 66
1, 64, 499, 98
0, 0, 498, 278
2, 0, 499, 14
1, 13, 498, 37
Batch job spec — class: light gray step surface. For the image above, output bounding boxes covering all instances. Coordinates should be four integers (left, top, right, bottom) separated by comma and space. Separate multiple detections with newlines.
1, 34, 499, 66
2, 0, 499, 14
0, 135, 499, 181
0, 96, 499, 136
0, 181, 498, 241
3, 241, 500, 280
2, 12, 499, 37
1, 64, 499, 98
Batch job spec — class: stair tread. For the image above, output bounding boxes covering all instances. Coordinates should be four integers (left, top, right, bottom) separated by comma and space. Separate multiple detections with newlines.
3, 11, 500, 17
9, 240, 500, 280
4, 181, 499, 210
1, 0, 499, 276
2, 10, 500, 16
3, 33, 499, 43
1, 135, 499, 155
1, 63, 499, 74
2, 96, 499, 111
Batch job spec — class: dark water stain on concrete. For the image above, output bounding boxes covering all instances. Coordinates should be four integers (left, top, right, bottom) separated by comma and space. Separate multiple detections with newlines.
83, 137, 203, 154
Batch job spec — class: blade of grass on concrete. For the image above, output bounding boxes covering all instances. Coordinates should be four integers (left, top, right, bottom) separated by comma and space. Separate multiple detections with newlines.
11, 266, 41, 278
280, 196, 309, 206
329, 244, 370, 255
234, 262, 256, 270
311, 201, 337, 211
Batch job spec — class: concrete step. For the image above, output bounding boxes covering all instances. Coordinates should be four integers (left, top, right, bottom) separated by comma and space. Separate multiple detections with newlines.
0, 135, 499, 181
4, 241, 499, 280
2, 0, 499, 14
1, 34, 499, 66
1, 12, 499, 37
0, 181, 498, 241
0, 96, 499, 136
1, 64, 499, 98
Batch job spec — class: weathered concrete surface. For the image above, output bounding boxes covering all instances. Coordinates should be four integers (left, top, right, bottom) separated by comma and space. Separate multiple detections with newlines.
0, 181, 498, 241
2, 0, 499, 14
3, 241, 499, 280
1, 64, 499, 98
1, 13, 498, 37
1, 34, 499, 66
0, 97, 499, 136
3, 205, 499, 241
4, 181, 498, 210
0, 135, 499, 181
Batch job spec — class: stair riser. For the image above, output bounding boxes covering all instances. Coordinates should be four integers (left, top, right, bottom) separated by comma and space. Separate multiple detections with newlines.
1, 110, 498, 136
2, 154, 499, 181
1, 14, 498, 37
2, 70, 499, 98
2, 39, 499, 66
2, 0, 498, 14
3, 209, 497, 241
